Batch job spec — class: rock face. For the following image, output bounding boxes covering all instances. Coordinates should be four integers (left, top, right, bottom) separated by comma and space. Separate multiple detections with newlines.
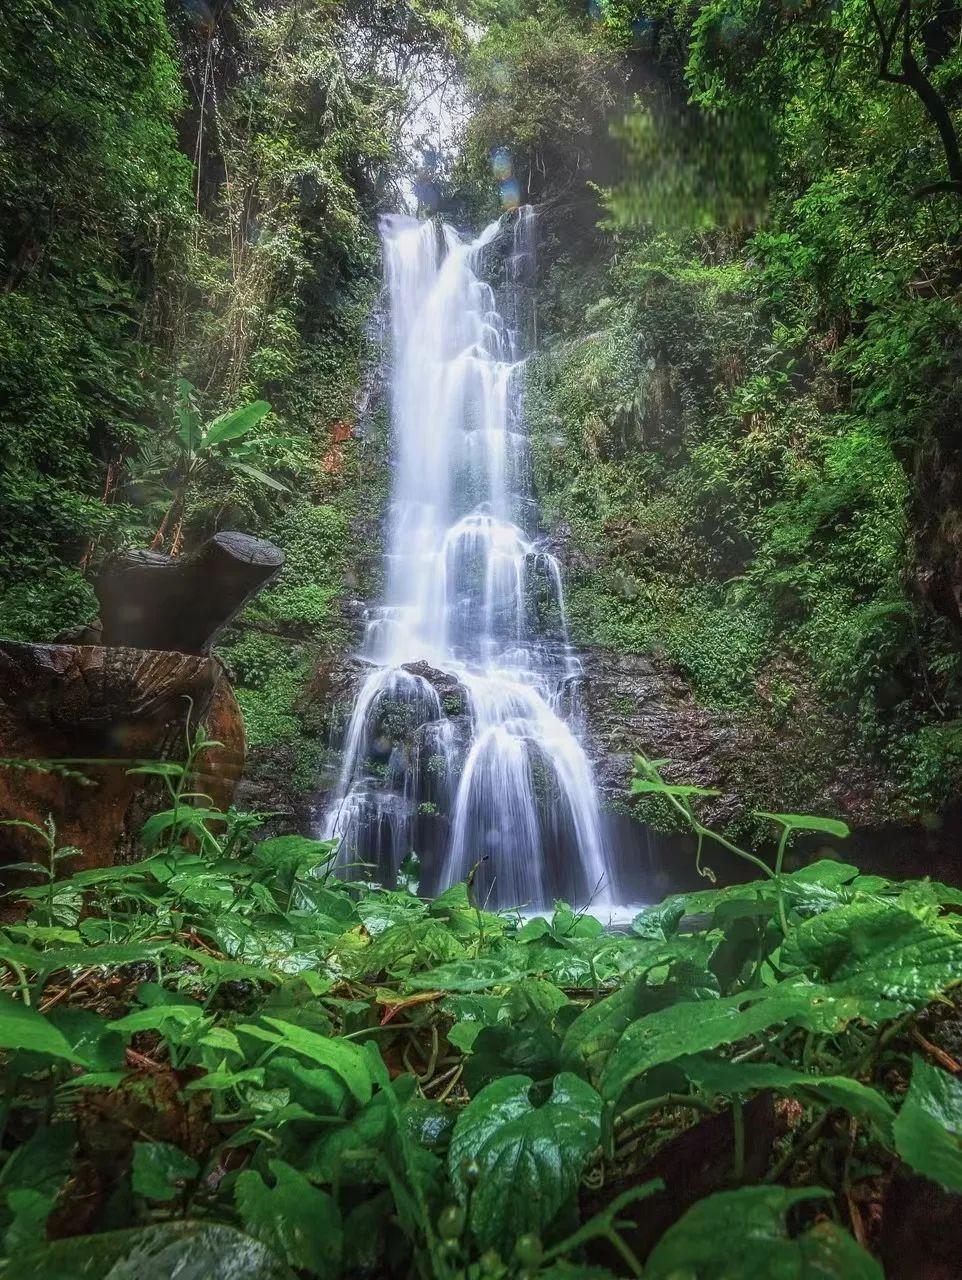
577, 645, 899, 828
573, 643, 962, 889
577, 647, 733, 813
0, 641, 244, 878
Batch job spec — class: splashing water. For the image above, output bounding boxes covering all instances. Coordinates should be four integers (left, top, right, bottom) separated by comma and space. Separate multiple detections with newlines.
322, 208, 616, 909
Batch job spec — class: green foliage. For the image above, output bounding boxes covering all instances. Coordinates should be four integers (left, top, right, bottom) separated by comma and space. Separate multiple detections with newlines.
458, 1, 615, 210
448, 1073, 602, 1247
0, 0, 405, 661
644, 1186, 884, 1280
526, 12, 962, 811
893, 1057, 962, 1193
0, 752, 958, 1276
0, 0, 192, 636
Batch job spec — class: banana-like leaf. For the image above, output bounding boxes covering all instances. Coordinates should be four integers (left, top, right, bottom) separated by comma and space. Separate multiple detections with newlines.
205, 399, 271, 447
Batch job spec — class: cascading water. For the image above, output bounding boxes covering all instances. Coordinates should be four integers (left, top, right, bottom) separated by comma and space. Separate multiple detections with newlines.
323, 207, 618, 909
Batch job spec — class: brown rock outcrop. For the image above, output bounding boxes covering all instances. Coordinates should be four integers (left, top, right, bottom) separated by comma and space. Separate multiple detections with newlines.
0, 641, 244, 877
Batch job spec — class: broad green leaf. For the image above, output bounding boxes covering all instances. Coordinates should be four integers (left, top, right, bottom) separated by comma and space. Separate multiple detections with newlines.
205, 399, 271, 446
561, 945, 717, 1083
6, 1221, 295, 1279
47, 1009, 124, 1071
132, 1142, 199, 1201
631, 897, 686, 940
788, 860, 860, 886
231, 459, 290, 492
303, 1085, 418, 1184
756, 811, 851, 839
447, 1073, 602, 1249
893, 1056, 962, 1191
645, 1186, 882, 1278
109, 1005, 208, 1036
783, 904, 962, 1001
0, 1121, 75, 1198
266, 1054, 352, 1115
0, 994, 87, 1064
237, 1017, 373, 1105
600, 985, 899, 1102
140, 807, 226, 848
403, 957, 525, 991
235, 1159, 341, 1276
4, 1188, 54, 1255
252, 835, 337, 870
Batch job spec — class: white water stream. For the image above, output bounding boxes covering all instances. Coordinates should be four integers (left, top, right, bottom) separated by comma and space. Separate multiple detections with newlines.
322, 209, 617, 909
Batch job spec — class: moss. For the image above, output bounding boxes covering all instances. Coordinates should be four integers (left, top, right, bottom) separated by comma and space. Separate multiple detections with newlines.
527, 230, 955, 817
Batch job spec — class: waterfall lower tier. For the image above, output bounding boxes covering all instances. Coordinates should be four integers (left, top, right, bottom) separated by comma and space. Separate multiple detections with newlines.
321, 208, 618, 909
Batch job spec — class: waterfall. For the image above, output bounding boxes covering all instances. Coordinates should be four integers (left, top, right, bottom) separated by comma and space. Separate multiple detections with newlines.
322, 208, 616, 909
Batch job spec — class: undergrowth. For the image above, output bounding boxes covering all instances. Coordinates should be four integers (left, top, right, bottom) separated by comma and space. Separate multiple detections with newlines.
0, 745, 960, 1277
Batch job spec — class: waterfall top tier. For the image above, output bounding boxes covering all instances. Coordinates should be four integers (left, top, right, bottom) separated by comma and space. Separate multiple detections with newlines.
323, 209, 616, 909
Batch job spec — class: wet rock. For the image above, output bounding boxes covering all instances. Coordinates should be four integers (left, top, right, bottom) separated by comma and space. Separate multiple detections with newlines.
0, 641, 244, 878
401, 660, 469, 717
577, 644, 900, 835
577, 646, 741, 825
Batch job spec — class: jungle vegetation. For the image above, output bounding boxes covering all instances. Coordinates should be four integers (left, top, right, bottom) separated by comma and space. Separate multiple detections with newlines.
3, 2, 962, 1276
6, 0, 962, 821
0, 746, 959, 1279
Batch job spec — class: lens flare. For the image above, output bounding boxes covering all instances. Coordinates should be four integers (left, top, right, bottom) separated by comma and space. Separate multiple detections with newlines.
500, 178, 521, 210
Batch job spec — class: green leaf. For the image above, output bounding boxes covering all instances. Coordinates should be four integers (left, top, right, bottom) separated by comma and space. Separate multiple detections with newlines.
644, 1186, 882, 1278
231, 460, 290, 492
235, 1159, 341, 1276
4, 1189, 54, 1255
46, 1009, 124, 1071
1, 1121, 75, 1198
237, 1017, 374, 1106
140, 806, 226, 848
756, 812, 851, 839
630, 780, 720, 797
252, 835, 337, 870
132, 1142, 199, 1202
561, 944, 718, 1084
403, 957, 526, 992
7, 1222, 295, 1279
783, 904, 962, 1001
600, 985, 899, 1103
108, 1004, 207, 1036
174, 379, 201, 451
204, 399, 271, 447
0, 994, 87, 1064
893, 1056, 962, 1191
447, 1073, 602, 1249
631, 897, 686, 941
